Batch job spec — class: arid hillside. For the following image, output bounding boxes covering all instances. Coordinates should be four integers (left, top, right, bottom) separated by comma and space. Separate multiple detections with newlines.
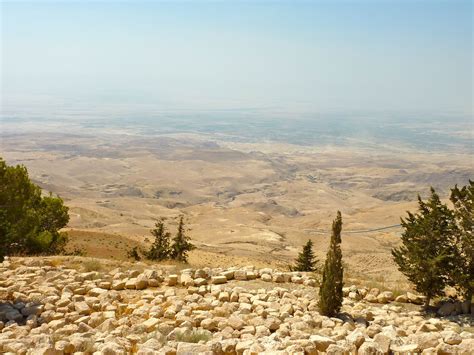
2, 119, 472, 287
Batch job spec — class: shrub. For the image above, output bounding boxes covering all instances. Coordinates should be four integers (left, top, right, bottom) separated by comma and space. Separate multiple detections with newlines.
127, 246, 142, 261
82, 259, 103, 272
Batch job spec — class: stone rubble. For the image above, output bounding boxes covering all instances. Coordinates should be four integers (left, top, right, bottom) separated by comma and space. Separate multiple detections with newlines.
0, 257, 472, 354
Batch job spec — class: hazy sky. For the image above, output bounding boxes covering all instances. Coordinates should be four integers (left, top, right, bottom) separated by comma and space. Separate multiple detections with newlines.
1, 0, 472, 114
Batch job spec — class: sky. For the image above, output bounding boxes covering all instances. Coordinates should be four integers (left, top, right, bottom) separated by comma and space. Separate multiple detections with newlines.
1, 0, 472, 114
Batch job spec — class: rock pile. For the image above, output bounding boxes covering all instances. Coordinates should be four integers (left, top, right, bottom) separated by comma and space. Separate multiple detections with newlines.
0, 257, 472, 354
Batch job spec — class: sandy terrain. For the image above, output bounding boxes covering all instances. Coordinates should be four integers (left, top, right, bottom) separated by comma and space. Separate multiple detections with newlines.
1, 123, 472, 288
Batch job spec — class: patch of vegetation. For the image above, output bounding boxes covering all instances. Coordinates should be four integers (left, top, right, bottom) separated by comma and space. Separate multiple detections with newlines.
0, 158, 70, 261
129, 216, 195, 263
392, 183, 473, 308
82, 259, 103, 272
127, 246, 142, 261
175, 329, 211, 343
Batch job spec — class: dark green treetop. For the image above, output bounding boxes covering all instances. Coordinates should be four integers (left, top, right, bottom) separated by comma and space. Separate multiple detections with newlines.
318, 211, 343, 317
292, 239, 317, 272
170, 215, 195, 263
392, 188, 458, 309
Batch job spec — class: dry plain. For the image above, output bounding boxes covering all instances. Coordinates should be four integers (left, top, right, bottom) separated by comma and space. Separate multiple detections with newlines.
1, 116, 473, 290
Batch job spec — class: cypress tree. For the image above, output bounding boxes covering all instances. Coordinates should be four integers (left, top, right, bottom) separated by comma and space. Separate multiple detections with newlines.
450, 181, 474, 302
392, 188, 457, 309
318, 211, 344, 316
170, 216, 195, 263
292, 239, 317, 272
146, 219, 171, 261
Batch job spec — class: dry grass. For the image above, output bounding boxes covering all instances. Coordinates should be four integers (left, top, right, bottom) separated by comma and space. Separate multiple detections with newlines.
48, 258, 63, 268
175, 330, 212, 343
82, 259, 103, 272
345, 268, 412, 296
65, 230, 142, 261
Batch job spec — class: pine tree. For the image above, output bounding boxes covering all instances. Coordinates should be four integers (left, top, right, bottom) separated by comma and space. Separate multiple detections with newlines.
450, 181, 474, 301
318, 211, 344, 316
170, 216, 195, 263
392, 188, 457, 309
292, 239, 317, 272
146, 219, 171, 261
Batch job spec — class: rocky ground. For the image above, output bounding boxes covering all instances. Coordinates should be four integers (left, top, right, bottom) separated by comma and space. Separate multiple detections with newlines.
0, 257, 472, 354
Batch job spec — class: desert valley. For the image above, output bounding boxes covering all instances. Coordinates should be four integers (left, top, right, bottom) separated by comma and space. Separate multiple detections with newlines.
2, 111, 472, 288
1, 1, 473, 353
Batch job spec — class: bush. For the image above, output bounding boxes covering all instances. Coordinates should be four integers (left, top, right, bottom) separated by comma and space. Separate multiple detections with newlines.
82, 259, 103, 272
0, 158, 69, 261
127, 246, 142, 261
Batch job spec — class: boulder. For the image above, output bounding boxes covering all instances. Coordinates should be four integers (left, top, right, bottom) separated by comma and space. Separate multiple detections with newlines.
442, 330, 462, 345
407, 292, 424, 305
377, 291, 394, 303
395, 294, 408, 303
176, 342, 211, 355
310, 334, 336, 351
373, 333, 391, 353
358, 341, 384, 355
347, 329, 366, 348
234, 270, 247, 281
142, 318, 160, 332
167, 275, 178, 286
211, 276, 227, 285
228, 315, 244, 330
74, 302, 91, 315
391, 343, 420, 353
458, 339, 474, 355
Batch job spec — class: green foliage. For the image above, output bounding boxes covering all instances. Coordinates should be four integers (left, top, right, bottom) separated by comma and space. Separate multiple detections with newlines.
392, 188, 458, 308
127, 246, 142, 261
170, 216, 195, 263
0, 158, 69, 261
318, 211, 344, 316
145, 219, 171, 261
450, 181, 474, 300
292, 239, 317, 272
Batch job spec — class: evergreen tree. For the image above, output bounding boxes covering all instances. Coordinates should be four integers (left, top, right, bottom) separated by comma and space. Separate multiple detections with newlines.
392, 188, 457, 309
292, 239, 317, 272
146, 219, 171, 261
0, 158, 69, 262
170, 216, 195, 263
450, 181, 474, 301
318, 211, 344, 316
